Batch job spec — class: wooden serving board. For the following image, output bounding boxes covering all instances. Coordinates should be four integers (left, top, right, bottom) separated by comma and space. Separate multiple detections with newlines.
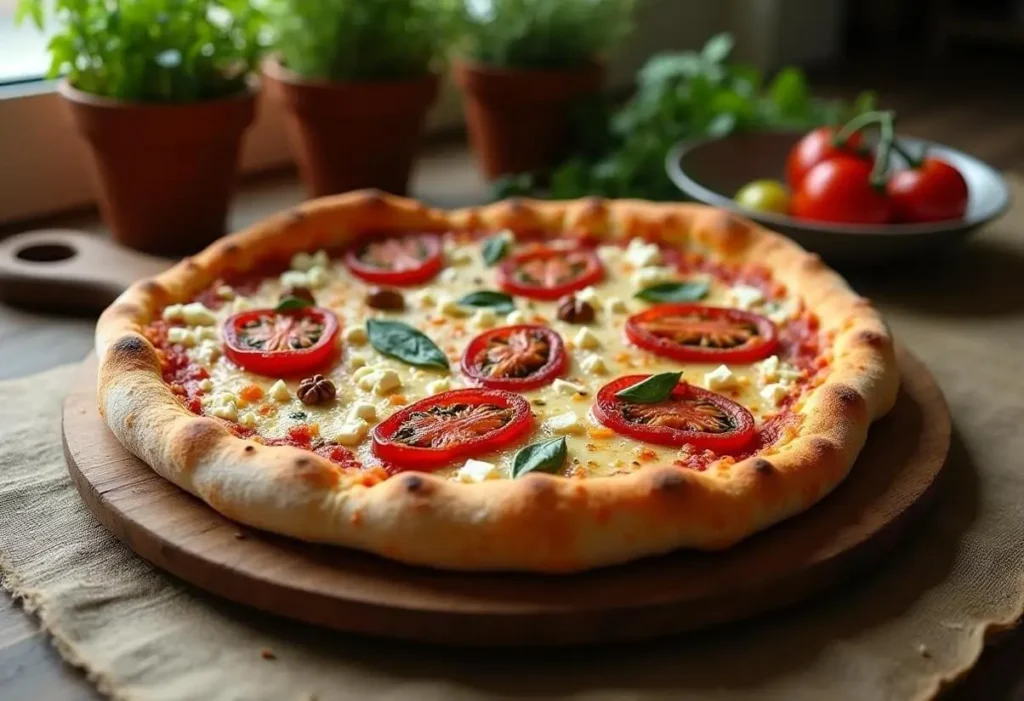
62, 347, 949, 646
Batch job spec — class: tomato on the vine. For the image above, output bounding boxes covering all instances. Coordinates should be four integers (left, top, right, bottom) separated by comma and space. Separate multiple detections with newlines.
886, 158, 968, 223
791, 158, 892, 225
786, 126, 872, 189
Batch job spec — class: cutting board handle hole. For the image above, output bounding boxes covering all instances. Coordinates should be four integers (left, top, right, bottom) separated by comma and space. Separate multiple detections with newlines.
15, 243, 77, 263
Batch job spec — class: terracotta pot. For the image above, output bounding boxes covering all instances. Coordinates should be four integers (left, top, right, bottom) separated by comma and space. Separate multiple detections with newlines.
264, 60, 440, 198
453, 60, 605, 180
59, 81, 256, 257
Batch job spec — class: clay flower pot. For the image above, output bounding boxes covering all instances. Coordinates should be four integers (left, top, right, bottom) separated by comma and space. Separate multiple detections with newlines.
453, 60, 605, 180
59, 81, 256, 257
264, 59, 440, 198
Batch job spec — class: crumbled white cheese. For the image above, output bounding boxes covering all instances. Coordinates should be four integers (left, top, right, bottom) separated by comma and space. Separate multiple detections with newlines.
704, 364, 738, 391
625, 237, 662, 268
727, 284, 765, 311
439, 267, 459, 284
580, 354, 608, 375
766, 298, 800, 324
167, 327, 195, 348
195, 326, 218, 342
357, 368, 402, 395
291, 250, 329, 272
471, 308, 497, 330
346, 354, 367, 370
268, 380, 291, 402
349, 401, 377, 422
238, 412, 257, 429
553, 378, 587, 395
546, 411, 583, 435
573, 327, 600, 350
193, 339, 221, 366
596, 245, 622, 263
506, 310, 527, 325
756, 355, 802, 386
604, 297, 628, 315
426, 378, 450, 395
206, 392, 238, 421
351, 365, 376, 383
161, 304, 184, 322
197, 378, 214, 392
446, 245, 474, 266
576, 286, 599, 304
305, 265, 331, 289
630, 266, 675, 289
414, 289, 437, 308
760, 383, 789, 407
331, 419, 369, 446
453, 459, 499, 483
216, 285, 235, 300
280, 270, 309, 289
343, 324, 367, 344
181, 302, 216, 326
437, 293, 467, 317
231, 296, 252, 313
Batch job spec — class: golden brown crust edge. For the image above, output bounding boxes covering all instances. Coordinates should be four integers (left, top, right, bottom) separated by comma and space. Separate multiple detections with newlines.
95, 190, 899, 573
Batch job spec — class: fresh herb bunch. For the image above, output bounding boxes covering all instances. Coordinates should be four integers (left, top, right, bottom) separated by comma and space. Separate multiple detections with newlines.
461, 0, 637, 70
16, 0, 266, 102
496, 33, 876, 200
270, 0, 462, 81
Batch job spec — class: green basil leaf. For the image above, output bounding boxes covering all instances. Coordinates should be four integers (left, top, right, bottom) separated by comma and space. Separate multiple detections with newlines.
275, 296, 313, 311
366, 320, 449, 370
512, 437, 568, 478
457, 290, 515, 313
634, 280, 710, 303
481, 233, 511, 266
615, 372, 683, 404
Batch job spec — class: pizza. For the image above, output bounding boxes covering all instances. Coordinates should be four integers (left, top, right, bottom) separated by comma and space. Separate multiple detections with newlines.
95, 191, 899, 572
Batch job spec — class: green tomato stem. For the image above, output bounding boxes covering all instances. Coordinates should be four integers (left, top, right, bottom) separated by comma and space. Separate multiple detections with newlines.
869, 111, 897, 190
831, 109, 892, 150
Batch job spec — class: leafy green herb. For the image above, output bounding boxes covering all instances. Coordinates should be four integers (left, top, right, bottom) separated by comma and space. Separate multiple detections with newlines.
512, 437, 568, 478
275, 296, 314, 311
17, 0, 267, 102
366, 319, 449, 370
481, 234, 511, 266
493, 33, 875, 201
634, 280, 710, 303
269, 0, 461, 82
461, 0, 637, 71
457, 290, 516, 314
615, 372, 683, 404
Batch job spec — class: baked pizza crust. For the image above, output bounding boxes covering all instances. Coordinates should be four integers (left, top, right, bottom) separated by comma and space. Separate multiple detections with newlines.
95, 191, 899, 572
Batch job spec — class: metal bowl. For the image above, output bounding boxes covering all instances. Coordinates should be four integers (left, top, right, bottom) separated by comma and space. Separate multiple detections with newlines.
666, 130, 1012, 265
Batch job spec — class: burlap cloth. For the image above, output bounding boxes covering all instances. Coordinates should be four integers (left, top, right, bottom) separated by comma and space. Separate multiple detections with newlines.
3, 182, 1024, 701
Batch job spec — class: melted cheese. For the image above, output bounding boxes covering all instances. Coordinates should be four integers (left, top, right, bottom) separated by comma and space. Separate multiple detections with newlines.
173, 238, 803, 480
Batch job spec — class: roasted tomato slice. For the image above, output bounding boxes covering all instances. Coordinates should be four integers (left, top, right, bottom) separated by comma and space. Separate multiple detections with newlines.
372, 388, 534, 472
223, 307, 340, 377
343, 232, 443, 286
593, 375, 755, 452
497, 245, 604, 300
625, 303, 777, 364
460, 325, 567, 391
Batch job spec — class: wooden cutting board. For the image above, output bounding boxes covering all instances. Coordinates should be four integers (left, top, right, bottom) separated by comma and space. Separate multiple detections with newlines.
61, 346, 950, 646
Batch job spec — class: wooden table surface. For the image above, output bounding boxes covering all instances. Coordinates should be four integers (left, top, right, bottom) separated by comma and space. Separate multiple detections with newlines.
2, 144, 1023, 700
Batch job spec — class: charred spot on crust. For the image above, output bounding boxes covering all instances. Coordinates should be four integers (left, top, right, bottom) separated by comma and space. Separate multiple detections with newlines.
294, 456, 312, 469
285, 208, 306, 225
220, 242, 241, 257
139, 279, 166, 297
110, 335, 153, 363
651, 469, 688, 493
505, 198, 524, 214
808, 436, 838, 461
831, 383, 866, 413
856, 329, 888, 348
402, 474, 427, 494
752, 458, 774, 475
581, 197, 606, 214
110, 302, 142, 318
243, 445, 255, 454
357, 190, 387, 208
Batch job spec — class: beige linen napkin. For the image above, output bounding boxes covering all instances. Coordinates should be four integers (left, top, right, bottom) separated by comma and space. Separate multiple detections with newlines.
3, 182, 1024, 700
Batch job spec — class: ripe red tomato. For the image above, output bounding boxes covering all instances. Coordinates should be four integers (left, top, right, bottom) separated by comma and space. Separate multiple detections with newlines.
791, 158, 892, 225
886, 158, 969, 223
786, 127, 872, 189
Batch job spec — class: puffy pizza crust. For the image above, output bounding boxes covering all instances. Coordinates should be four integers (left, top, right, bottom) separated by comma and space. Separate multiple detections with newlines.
95, 191, 899, 572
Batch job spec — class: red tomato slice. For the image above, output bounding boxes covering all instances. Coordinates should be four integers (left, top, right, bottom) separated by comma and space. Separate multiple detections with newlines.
372, 389, 534, 472
497, 245, 604, 300
343, 232, 443, 286
625, 304, 777, 364
222, 307, 340, 377
460, 325, 567, 390
593, 375, 755, 452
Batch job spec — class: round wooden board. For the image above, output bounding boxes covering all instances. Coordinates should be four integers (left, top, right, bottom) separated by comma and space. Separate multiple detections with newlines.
63, 346, 949, 646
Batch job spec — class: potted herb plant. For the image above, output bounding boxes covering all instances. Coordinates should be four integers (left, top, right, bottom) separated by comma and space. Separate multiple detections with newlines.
454, 0, 636, 180
16, 0, 266, 256
264, 0, 458, 197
